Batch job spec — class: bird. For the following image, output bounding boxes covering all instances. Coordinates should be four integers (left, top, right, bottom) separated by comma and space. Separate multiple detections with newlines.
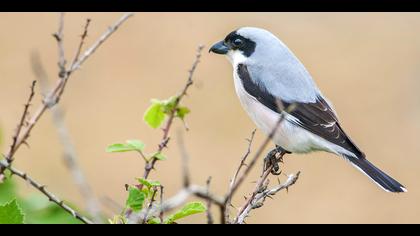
209, 27, 406, 193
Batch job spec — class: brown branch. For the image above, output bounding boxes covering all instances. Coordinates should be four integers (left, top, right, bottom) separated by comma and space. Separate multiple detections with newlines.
68, 13, 134, 73
223, 103, 298, 224
0, 80, 37, 181
205, 177, 214, 224
69, 18, 91, 70
0, 12, 134, 175
224, 108, 288, 206
224, 129, 256, 222
55, 18, 92, 104
142, 45, 205, 181
0, 160, 93, 224
1, 12, 134, 223
234, 171, 300, 224
233, 150, 286, 223
8, 80, 37, 160
53, 12, 66, 79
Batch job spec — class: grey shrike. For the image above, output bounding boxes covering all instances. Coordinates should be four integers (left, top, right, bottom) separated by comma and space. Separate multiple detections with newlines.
209, 27, 406, 193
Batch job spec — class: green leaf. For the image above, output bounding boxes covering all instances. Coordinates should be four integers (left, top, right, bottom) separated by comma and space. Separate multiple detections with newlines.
137, 178, 161, 189
0, 199, 25, 224
162, 96, 178, 114
0, 179, 17, 205
151, 151, 166, 161
126, 140, 145, 150
164, 202, 206, 224
148, 217, 161, 224
176, 107, 190, 119
126, 186, 146, 212
106, 140, 145, 153
144, 102, 166, 129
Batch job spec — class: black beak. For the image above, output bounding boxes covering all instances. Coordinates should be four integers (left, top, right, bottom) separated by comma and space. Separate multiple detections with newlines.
209, 40, 229, 54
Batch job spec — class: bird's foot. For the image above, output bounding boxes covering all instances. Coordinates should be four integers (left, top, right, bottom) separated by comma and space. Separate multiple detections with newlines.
263, 146, 290, 175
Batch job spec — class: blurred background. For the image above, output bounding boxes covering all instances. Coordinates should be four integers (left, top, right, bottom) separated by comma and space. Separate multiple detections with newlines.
0, 12, 419, 223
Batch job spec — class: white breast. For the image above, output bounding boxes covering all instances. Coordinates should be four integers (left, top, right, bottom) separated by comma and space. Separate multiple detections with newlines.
232, 70, 353, 156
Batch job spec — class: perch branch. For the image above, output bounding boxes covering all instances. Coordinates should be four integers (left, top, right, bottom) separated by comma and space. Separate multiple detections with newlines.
224, 103, 298, 223
234, 171, 300, 224
224, 108, 288, 206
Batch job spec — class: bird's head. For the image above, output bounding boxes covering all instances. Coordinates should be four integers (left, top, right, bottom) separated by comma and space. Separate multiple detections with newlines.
209, 27, 282, 65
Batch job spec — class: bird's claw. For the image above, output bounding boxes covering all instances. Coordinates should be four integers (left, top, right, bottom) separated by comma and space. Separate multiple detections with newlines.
263, 146, 288, 175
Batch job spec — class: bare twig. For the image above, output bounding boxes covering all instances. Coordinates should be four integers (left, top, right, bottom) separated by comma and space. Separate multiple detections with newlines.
53, 12, 66, 79
234, 171, 300, 224
8, 81, 37, 160
0, 80, 37, 180
1, 13, 134, 171
230, 129, 257, 189
206, 177, 214, 224
55, 18, 92, 104
233, 150, 286, 223
70, 18, 91, 69
30, 51, 102, 223
0, 160, 93, 224
224, 108, 288, 206
224, 103, 298, 223
224, 129, 256, 222
68, 13, 134, 73
1, 12, 134, 223
142, 45, 205, 181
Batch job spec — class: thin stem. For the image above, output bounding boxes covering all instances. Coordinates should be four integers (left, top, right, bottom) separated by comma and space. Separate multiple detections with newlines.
142, 45, 204, 181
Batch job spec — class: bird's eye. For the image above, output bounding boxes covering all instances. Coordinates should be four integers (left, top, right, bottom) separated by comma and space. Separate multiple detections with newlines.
232, 38, 243, 47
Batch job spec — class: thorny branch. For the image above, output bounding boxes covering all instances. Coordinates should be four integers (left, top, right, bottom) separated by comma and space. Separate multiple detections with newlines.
225, 104, 300, 224
1, 12, 134, 224
53, 12, 66, 79
235, 171, 300, 224
224, 129, 256, 222
0, 81, 37, 181
142, 45, 205, 182
224, 106, 289, 207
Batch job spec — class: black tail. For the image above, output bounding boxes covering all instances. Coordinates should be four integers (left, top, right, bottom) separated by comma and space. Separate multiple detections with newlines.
345, 155, 406, 193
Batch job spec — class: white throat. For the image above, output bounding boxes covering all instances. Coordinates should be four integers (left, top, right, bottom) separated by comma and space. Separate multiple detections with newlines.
226, 50, 248, 67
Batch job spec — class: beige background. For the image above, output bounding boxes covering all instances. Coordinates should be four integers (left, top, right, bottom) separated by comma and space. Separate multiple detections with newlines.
0, 13, 419, 223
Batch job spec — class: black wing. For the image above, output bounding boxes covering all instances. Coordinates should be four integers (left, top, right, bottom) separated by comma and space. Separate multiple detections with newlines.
237, 63, 365, 158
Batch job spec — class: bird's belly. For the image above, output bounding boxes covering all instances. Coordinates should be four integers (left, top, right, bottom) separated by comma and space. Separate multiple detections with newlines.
233, 75, 322, 154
